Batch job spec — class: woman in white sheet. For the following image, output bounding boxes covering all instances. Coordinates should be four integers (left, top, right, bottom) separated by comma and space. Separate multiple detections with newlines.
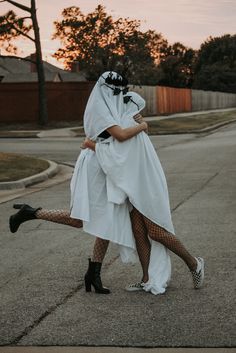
84, 71, 205, 292
70, 71, 172, 295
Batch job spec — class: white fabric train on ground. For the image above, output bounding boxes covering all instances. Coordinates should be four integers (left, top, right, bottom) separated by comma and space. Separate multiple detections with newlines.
70, 72, 172, 294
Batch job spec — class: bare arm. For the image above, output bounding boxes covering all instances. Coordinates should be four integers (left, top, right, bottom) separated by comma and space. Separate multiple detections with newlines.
107, 121, 148, 142
82, 120, 148, 150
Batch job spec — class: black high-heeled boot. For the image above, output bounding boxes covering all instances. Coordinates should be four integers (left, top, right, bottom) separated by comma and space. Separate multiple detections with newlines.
84, 258, 110, 294
9, 204, 42, 233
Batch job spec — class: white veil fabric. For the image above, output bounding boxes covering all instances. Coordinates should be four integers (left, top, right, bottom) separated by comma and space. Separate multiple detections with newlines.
84, 71, 126, 140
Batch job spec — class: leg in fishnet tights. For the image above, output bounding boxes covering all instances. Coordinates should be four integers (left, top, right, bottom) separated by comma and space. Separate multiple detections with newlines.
130, 208, 151, 282
36, 209, 109, 264
36, 209, 83, 228
92, 237, 109, 263
133, 208, 197, 271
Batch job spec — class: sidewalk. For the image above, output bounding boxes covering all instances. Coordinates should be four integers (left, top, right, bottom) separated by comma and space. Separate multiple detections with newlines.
144, 107, 236, 121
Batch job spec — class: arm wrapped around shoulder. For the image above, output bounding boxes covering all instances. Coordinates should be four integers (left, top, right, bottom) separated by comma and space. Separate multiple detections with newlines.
107, 122, 148, 142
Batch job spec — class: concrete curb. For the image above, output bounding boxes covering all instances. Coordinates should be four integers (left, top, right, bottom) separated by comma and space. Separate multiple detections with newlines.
149, 118, 236, 135
37, 128, 77, 138
197, 118, 236, 133
0, 160, 59, 190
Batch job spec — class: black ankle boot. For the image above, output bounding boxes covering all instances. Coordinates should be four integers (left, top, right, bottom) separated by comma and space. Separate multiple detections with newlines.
84, 258, 110, 294
9, 204, 42, 233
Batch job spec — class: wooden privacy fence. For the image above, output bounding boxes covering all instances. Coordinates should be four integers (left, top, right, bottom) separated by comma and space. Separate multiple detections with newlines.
156, 86, 192, 114
131, 85, 192, 115
132, 85, 236, 115
1, 82, 236, 124
192, 89, 236, 111
0, 82, 94, 124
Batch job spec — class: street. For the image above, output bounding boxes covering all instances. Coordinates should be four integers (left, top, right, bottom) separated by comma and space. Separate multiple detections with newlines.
0, 123, 235, 347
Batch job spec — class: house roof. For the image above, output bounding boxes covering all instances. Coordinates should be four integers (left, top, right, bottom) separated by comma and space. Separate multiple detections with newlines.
0, 56, 30, 74
0, 65, 10, 76
0, 56, 87, 82
2, 72, 61, 83
59, 72, 87, 82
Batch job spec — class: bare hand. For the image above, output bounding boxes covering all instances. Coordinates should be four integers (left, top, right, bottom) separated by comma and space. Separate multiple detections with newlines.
80, 138, 96, 151
133, 113, 143, 124
141, 121, 148, 133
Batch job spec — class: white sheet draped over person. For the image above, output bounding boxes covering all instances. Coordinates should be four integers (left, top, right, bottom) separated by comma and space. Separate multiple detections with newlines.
95, 90, 174, 295
70, 71, 172, 294
70, 72, 137, 263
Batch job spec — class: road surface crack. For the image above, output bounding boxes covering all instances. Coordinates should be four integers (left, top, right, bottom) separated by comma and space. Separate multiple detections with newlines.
9, 280, 84, 345
172, 171, 219, 213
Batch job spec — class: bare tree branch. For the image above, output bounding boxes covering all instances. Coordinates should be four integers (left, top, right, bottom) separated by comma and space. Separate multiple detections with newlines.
11, 24, 34, 41
5, 17, 35, 42
3, 16, 32, 26
17, 16, 31, 21
3, 0, 31, 13
0, 54, 36, 63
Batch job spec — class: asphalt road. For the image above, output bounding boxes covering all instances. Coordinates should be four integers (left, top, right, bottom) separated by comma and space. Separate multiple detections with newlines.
0, 133, 195, 165
0, 124, 236, 347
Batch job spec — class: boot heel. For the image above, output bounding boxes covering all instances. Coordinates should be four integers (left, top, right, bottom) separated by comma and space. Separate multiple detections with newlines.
84, 258, 110, 294
13, 204, 24, 209
84, 276, 92, 292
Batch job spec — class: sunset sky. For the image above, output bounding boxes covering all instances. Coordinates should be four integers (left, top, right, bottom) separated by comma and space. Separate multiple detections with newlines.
0, 0, 235, 67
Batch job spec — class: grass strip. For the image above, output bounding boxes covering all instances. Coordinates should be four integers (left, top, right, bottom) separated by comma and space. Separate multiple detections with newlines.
0, 153, 49, 182
147, 111, 236, 134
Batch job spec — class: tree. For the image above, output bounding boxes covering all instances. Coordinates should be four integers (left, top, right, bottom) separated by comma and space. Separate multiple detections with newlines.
158, 42, 196, 88
52, 5, 167, 84
193, 34, 236, 93
0, 0, 48, 125
0, 9, 32, 53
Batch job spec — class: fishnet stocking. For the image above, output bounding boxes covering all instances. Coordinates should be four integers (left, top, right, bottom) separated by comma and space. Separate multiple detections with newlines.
130, 208, 151, 282
36, 209, 109, 264
36, 209, 83, 228
138, 209, 197, 271
92, 237, 109, 263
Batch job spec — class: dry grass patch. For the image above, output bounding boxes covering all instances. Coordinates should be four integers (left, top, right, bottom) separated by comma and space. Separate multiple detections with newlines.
0, 131, 39, 138
0, 153, 49, 182
147, 111, 236, 134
